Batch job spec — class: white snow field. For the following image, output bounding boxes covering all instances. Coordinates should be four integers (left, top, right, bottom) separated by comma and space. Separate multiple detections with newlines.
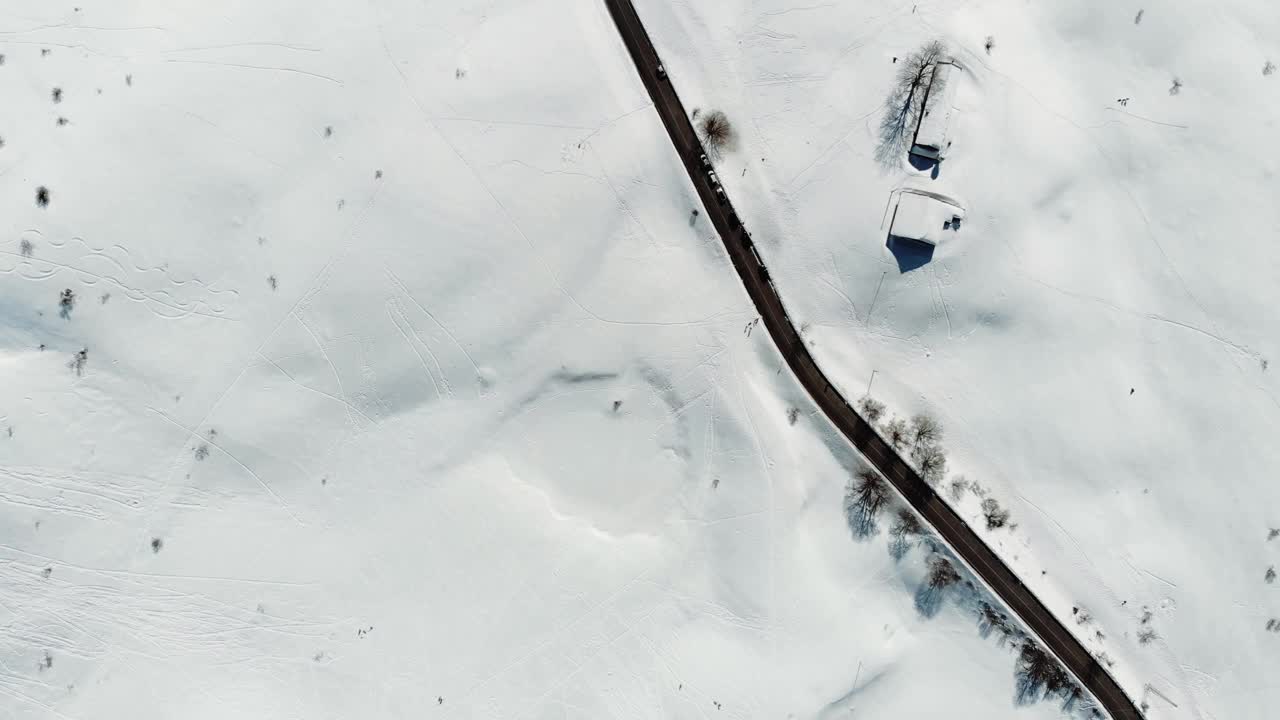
0, 2, 1071, 719
634, 0, 1280, 717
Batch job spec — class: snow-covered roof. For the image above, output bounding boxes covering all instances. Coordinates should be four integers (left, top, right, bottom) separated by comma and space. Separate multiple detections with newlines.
913, 61, 958, 152
889, 192, 964, 246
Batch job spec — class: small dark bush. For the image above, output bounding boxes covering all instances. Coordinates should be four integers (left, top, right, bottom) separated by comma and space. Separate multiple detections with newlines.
698, 110, 738, 157
982, 497, 1011, 530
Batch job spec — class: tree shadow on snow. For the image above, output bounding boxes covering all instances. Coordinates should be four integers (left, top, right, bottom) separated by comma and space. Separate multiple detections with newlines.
913, 582, 947, 618
836, 481, 1104, 718
843, 480, 883, 540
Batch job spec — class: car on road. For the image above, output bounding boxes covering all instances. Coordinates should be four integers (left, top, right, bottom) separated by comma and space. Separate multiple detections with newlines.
706, 170, 719, 186
656, 63, 667, 79
699, 153, 712, 171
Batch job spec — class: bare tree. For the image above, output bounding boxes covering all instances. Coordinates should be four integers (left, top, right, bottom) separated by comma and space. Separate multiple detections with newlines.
927, 555, 959, 589
911, 442, 947, 484
888, 507, 924, 559
845, 469, 890, 538
884, 416, 910, 449
1014, 641, 1072, 705
916, 554, 960, 617
948, 475, 969, 501
875, 40, 948, 167
982, 497, 1011, 530
698, 109, 738, 158
910, 413, 943, 447
68, 348, 88, 376
59, 289, 75, 319
19, 239, 34, 257
857, 395, 886, 424
977, 601, 1016, 643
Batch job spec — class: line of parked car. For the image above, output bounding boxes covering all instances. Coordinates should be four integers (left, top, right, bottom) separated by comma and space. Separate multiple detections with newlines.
698, 152, 740, 229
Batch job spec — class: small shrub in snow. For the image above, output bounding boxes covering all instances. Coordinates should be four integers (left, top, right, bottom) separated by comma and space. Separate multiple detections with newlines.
698, 109, 737, 157
982, 497, 1011, 530
978, 601, 1015, 642
59, 288, 75, 319
909, 413, 943, 447
19, 239, 33, 257
884, 416, 910, 449
948, 475, 969, 501
857, 395, 886, 424
1072, 606, 1092, 625
911, 442, 947, 484
68, 348, 88, 376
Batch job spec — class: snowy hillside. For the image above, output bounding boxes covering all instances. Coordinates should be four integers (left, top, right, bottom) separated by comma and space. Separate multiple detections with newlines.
634, 0, 1280, 717
0, 1, 1077, 719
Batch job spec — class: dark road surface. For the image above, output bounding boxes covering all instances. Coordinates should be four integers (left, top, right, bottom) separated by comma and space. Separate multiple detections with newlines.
603, 1, 1144, 718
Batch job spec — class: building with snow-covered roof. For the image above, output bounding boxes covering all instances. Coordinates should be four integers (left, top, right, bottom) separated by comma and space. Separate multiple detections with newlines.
910, 60, 959, 162
888, 192, 964, 247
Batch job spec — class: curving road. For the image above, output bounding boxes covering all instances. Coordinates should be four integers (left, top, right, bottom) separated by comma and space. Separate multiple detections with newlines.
602, 1, 1144, 718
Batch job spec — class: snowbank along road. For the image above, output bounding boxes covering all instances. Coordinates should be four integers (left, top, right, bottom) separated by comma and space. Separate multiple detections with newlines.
601, 0, 1144, 718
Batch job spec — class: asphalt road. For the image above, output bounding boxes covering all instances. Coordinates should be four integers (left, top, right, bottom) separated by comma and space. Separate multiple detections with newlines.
602, 1, 1144, 718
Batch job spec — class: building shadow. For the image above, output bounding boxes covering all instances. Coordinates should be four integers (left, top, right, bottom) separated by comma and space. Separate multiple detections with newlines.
908, 153, 939, 176
886, 234, 936, 273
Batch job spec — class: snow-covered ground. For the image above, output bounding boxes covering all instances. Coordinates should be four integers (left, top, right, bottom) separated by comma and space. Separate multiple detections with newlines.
635, 0, 1280, 717
0, 2, 1074, 718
